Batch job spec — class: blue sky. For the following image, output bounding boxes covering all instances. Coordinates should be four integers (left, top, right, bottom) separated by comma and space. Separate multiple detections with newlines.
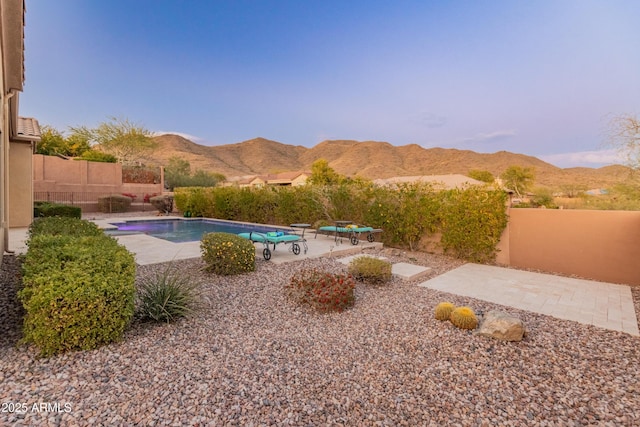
21, 0, 640, 168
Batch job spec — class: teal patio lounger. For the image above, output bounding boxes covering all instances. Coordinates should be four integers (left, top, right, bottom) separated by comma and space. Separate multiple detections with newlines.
314, 224, 382, 245
238, 231, 307, 260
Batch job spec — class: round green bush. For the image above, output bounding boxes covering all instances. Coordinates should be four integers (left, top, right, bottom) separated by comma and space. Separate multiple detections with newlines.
19, 234, 136, 357
97, 194, 132, 213
348, 256, 392, 284
201, 232, 256, 275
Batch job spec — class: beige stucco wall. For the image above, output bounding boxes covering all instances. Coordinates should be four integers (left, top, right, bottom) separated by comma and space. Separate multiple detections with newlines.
33, 154, 164, 212
9, 142, 33, 227
500, 208, 640, 285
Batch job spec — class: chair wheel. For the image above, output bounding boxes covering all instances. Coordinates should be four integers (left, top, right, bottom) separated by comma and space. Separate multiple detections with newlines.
350, 235, 359, 245
263, 248, 271, 260
367, 233, 375, 242
292, 243, 300, 255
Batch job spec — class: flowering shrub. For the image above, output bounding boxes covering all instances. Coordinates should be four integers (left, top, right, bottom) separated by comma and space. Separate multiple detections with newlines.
143, 193, 158, 203
201, 232, 255, 275
122, 193, 137, 200
285, 269, 355, 312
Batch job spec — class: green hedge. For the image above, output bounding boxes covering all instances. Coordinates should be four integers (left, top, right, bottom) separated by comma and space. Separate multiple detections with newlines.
175, 182, 509, 262
28, 216, 103, 239
19, 218, 136, 357
33, 202, 81, 219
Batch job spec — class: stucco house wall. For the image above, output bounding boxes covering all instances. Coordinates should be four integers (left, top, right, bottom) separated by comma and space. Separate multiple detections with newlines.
9, 141, 33, 226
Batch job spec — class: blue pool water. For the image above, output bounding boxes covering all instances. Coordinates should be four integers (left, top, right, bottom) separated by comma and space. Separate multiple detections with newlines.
106, 219, 287, 243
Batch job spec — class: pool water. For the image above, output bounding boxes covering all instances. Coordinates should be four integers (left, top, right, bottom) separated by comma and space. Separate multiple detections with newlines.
107, 219, 287, 243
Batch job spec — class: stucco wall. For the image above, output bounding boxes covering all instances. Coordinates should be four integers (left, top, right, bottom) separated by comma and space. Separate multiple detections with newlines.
9, 142, 33, 227
33, 154, 164, 212
500, 208, 640, 285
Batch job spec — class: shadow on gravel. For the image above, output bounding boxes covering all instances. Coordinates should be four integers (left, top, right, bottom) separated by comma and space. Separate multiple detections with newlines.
0, 255, 25, 349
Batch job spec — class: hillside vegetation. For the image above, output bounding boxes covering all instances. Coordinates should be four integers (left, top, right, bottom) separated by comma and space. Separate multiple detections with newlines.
148, 134, 633, 189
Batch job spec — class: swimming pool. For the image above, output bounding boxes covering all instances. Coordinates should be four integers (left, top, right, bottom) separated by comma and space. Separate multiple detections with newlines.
106, 219, 290, 243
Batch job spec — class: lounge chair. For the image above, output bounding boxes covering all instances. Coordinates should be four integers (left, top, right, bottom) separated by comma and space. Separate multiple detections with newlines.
314, 223, 382, 245
238, 231, 307, 260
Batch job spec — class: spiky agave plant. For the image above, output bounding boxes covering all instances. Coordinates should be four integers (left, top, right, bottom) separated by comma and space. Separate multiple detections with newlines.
450, 306, 478, 330
434, 302, 456, 321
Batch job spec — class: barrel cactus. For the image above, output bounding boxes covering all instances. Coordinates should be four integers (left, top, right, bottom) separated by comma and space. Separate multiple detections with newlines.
434, 302, 456, 321
450, 306, 478, 330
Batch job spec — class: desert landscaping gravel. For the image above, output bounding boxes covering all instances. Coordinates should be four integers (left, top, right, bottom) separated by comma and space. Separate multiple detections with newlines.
1, 251, 639, 426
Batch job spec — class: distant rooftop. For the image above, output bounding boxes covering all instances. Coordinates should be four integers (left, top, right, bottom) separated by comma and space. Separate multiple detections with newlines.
373, 174, 485, 189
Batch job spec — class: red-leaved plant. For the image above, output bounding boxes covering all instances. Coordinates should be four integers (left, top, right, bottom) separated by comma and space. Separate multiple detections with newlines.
285, 269, 355, 312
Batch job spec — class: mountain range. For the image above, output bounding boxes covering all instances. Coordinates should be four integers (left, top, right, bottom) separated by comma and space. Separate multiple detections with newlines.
148, 134, 632, 189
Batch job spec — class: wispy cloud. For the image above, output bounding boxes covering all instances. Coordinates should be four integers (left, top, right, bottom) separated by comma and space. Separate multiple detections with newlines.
411, 112, 447, 129
539, 149, 624, 168
153, 131, 205, 143
461, 130, 517, 144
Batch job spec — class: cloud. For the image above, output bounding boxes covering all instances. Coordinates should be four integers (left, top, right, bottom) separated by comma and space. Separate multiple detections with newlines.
412, 112, 447, 128
153, 131, 205, 143
461, 130, 517, 144
539, 149, 624, 168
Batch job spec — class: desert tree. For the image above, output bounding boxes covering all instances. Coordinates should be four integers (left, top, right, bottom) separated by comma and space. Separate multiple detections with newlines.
308, 158, 344, 185
605, 113, 640, 172
36, 125, 91, 157
69, 117, 158, 165
501, 165, 535, 197
468, 169, 495, 183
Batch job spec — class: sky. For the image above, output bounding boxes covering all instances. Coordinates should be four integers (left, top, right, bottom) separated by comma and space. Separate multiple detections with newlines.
20, 0, 640, 168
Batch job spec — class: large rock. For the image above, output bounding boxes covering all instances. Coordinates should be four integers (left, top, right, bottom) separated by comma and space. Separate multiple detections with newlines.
476, 310, 526, 342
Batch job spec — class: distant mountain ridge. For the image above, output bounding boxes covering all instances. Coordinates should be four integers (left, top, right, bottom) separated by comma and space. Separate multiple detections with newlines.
148, 134, 631, 188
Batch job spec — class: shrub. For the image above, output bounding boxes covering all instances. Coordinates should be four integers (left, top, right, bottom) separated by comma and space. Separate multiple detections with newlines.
434, 302, 456, 321
450, 306, 478, 330
149, 195, 174, 214
19, 233, 136, 357
97, 194, 132, 213
28, 216, 103, 239
33, 202, 81, 219
137, 263, 202, 322
348, 256, 392, 284
201, 232, 256, 275
285, 268, 355, 312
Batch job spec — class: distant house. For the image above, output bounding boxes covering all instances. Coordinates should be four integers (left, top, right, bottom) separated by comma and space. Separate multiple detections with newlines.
373, 174, 485, 190
229, 171, 310, 188
1, 0, 42, 260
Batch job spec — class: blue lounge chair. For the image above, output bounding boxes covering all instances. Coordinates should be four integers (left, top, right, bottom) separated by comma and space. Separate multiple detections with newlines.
238, 231, 307, 260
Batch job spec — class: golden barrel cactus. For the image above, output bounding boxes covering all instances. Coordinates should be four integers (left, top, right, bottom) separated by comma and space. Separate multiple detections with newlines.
450, 306, 478, 330
434, 302, 456, 321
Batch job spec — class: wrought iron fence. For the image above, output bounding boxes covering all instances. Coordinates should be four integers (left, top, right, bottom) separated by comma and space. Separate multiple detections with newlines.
34, 191, 159, 213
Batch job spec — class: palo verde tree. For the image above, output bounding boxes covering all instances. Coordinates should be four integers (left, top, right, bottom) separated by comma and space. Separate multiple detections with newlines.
307, 158, 345, 185
605, 113, 640, 172
500, 165, 535, 197
36, 125, 91, 157
70, 117, 158, 165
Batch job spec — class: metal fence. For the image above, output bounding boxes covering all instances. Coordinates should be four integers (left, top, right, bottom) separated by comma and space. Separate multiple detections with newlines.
34, 192, 159, 213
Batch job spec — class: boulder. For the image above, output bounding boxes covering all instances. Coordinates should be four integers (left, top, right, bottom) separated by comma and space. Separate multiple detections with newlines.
476, 310, 526, 342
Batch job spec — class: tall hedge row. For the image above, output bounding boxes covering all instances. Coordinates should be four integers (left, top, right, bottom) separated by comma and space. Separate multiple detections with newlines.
175, 182, 508, 262
19, 217, 136, 357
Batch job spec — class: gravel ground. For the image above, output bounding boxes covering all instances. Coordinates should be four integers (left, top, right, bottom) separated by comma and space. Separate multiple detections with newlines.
1, 251, 639, 426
